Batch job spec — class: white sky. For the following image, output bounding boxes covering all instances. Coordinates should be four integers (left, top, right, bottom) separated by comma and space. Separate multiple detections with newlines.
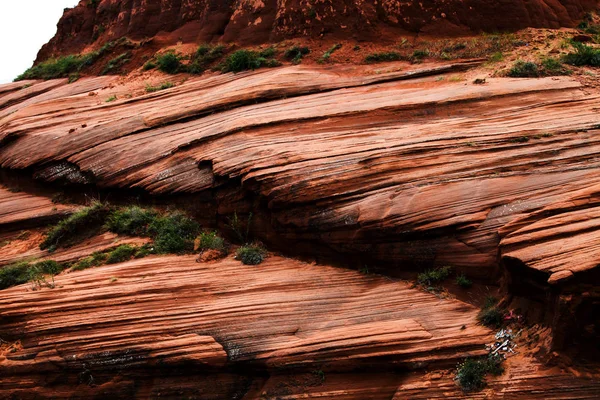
0, 1, 80, 83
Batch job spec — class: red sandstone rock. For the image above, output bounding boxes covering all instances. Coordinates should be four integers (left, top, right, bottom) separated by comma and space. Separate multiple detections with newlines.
37, 0, 598, 62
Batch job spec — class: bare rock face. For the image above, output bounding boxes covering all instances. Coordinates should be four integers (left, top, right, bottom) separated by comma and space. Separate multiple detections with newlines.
37, 0, 599, 61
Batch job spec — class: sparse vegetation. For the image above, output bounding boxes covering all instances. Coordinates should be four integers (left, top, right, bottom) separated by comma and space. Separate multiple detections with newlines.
156, 52, 183, 74
196, 231, 226, 252
508, 61, 539, 77
456, 274, 473, 288
106, 206, 158, 235
365, 52, 404, 63
15, 39, 128, 81
143, 61, 156, 71
188, 44, 226, 74
284, 46, 310, 64
106, 245, 137, 264
148, 212, 201, 254
0, 260, 65, 290
412, 49, 429, 59
40, 202, 111, 250
106, 95, 117, 103
508, 58, 570, 78
477, 297, 504, 328
417, 266, 452, 286
236, 243, 267, 265
101, 52, 131, 75
456, 354, 504, 392
563, 42, 600, 67
72, 252, 108, 271
318, 44, 342, 64
145, 82, 175, 93
221, 49, 280, 73
227, 212, 253, 243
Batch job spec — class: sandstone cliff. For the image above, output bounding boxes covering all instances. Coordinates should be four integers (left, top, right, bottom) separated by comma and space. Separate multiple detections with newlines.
37, 0, 599, 61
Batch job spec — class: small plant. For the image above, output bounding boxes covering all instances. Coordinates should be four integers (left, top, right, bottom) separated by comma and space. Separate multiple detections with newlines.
455, 354, 504, 392
236, 244, 267, 265
489, 52, 504, 62
285, 46, 310, 64
156, 52, 183, 74
221, 50, 270, 73
101, 52, 131, 75
40, 202, 111, 250
511, 136, 530, 143
143, 61, 156, 70
508, 60, 539, 77
28, 265, 49, 290
72, 252, 107, 271
68, 73, 80, 83
563, 42, 600, 67
477, 306, 504, 328
106, 95, 117, 103
365, 52, 403, 63
106, 245, 137, 264
106, 206, 158, 235
148, 212, 201, 254
412, 49, 429, 59
227, 212, 253, 243
196, 231, 226, 252
318, 44, 342, 64
456, 274, 472, 288
0, 262, 31, 289
134, 245, 153, 259
145, 82, 175, 93
259, 47, 277, 58
417, 266, 452, 286
188, 44, 226, 73
312, 369, 326, 383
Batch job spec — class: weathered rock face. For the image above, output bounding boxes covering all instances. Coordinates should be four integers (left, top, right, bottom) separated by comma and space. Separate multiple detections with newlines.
37, 0, 599, 61
1, 59, 600, 396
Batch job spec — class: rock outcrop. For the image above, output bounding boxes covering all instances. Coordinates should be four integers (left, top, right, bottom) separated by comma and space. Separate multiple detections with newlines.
1, 57, 600, 397
37, 0, 599, 61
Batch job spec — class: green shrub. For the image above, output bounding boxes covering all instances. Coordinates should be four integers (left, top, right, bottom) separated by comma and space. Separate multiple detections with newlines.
412, 49, 429, 59
16, 55, 85, 81
222, 50, 267, 73
149, 213, 201, 254
156, 52, 183, 74
508, 60, 539, 77
143, 61, 156, 71
134, 245, 153, 259
483, 295, 498, 309
417, 266, 452, 286
456, 274, 472, 288
563, 42, 600, 66
106, 206, 158, 235
236, 244, 266, 265
101, 52, 131, 75
106, 95, 117, 103
285, 46, 310, 64
188, 44, 225, 74
40, 202, 111, 250
365, 52, 403, 63
106, 245, 137, 264
72, 252, 107, 271
477, 306, 504, 328
455, 355, 503, 392
145, 82, 175, 93
259, 47, 277, 58
197, 231, 226, 252
0, 260, 65, 289
0, 262, 31, 289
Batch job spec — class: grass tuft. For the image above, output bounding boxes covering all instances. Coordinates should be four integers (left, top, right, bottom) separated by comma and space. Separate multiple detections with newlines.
196, 231, 226, 252
106, 245, 137, 264
417, 266, 452, 286
456, 354, 504, 392
148, 213, 201, 254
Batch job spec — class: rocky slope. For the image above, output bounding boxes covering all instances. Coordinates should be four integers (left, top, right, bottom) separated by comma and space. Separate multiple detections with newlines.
38, 0, 599, 61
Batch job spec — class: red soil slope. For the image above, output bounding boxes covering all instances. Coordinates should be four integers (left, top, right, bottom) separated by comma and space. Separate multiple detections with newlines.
37, 0, 599, 61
